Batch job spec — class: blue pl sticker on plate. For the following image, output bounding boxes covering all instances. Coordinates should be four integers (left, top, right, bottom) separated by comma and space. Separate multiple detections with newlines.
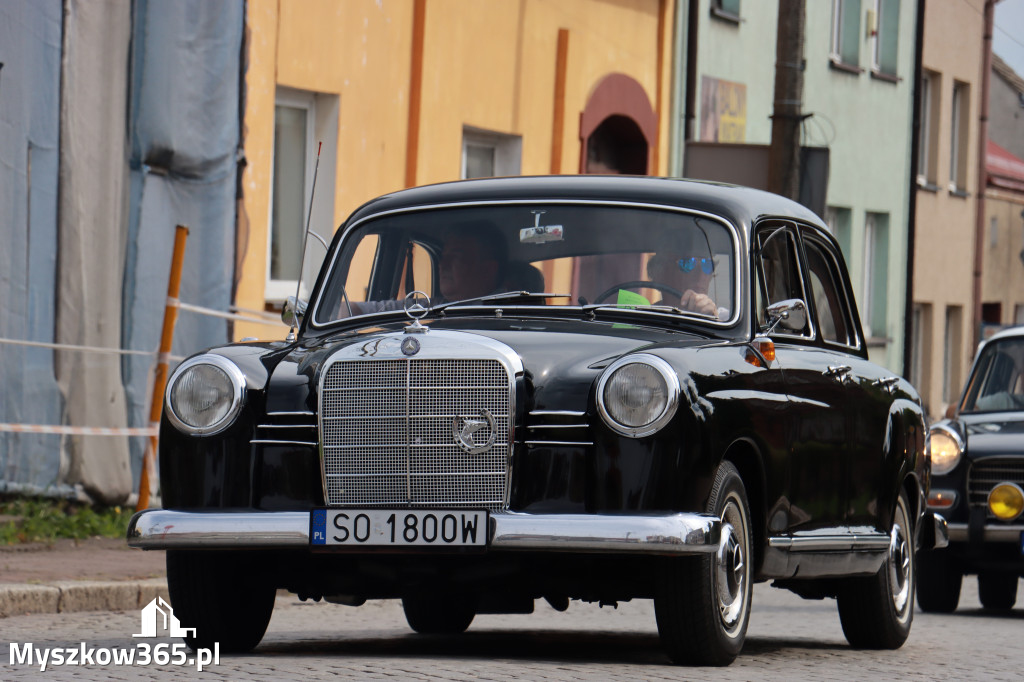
311, 509, 327, 545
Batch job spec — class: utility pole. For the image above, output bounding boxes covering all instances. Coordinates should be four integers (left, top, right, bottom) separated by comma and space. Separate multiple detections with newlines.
768, 0, 806, 200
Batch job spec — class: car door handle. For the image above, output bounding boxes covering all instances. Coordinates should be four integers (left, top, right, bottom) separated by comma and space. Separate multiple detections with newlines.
824, 365, 852, 384
873, 376, 900, 394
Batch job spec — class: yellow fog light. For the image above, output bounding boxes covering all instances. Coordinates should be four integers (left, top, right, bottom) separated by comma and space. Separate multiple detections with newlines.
987, 483, 1024, 521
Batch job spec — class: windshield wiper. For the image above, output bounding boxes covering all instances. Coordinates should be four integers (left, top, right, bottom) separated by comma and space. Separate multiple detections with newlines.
431, 290, 571, 315
582, 302, 719, 319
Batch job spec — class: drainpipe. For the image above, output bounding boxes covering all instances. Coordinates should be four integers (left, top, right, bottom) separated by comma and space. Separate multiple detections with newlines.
971, 0, 995, 354
668, 0, 688, 176
902, 0, 925, 379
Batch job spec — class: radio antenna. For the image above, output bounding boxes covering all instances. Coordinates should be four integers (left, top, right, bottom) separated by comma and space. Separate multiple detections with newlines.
287, 141, 322, 342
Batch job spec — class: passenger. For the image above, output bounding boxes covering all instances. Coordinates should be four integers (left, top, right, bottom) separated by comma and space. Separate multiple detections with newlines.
646, 250, 727, 320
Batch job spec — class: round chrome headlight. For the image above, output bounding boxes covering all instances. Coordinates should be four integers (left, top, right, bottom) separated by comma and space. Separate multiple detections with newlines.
927, 428, 962, 476
597, 354, 680, 438
165, 354, 246, 435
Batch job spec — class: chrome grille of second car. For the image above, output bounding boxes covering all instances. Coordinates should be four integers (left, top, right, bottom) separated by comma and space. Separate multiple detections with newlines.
967, 457, 1024, 516
321, 357, 511, 511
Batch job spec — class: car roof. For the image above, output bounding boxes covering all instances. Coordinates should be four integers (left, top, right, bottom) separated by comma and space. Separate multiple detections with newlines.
983, 326, 1024, 345
343, 176, 827, 235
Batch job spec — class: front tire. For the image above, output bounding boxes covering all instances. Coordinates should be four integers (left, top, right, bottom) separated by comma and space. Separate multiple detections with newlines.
402, 590, 476, 634
916, 549, 962, 613
978, 572, 1018, 610
655, 460, 752, 666
837, 491, 915, 649
166, 550, 276, 653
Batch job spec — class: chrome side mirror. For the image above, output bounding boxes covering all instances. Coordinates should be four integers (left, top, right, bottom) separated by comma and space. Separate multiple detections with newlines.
765, 298, 807, 334
282, 296, 307, 328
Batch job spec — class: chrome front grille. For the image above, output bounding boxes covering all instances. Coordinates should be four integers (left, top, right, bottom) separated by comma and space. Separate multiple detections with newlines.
321, 356, 511, 511
968, 457, 1024, 517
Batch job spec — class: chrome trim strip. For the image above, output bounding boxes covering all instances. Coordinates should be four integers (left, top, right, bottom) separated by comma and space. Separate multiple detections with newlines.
767, 534, 892, 552
527, 424, 589, 430
525, 441, 594, 447
266, 411, 316, 417
946, 522, 1024, 543
127, 510, 720, 555
933, 513, 950, 549
250, 440, 318, 446
310, 199, 742, 330
529, 410, 586, 417
257, 424, 317, 430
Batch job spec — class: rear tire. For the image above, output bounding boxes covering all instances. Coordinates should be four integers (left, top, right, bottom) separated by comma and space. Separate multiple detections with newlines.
837, 491, 914, 649
916, 549, 962, 613
166, 550, 276, 653
978, 572, 1018, 610
402, 590, 476, 634
655, 461, 752, 666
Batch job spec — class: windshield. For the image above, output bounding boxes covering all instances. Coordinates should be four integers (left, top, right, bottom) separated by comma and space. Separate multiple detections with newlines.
961, 335, 1024, 413
312, 203, 738, 326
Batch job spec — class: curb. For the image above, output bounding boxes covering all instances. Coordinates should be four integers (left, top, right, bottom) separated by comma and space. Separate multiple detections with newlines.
0, 578, 168, 618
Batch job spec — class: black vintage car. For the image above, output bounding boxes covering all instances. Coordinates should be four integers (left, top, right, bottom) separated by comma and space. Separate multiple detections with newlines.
917, 326, 1024, 613
128, 176, 945, 665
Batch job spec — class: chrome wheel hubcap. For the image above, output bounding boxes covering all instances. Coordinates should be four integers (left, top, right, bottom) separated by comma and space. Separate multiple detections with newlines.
715, 496, 748, 632
888, 504, 912, 620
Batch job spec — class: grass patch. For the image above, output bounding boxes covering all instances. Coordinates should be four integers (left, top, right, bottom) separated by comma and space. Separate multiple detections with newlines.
0, 496, 133, 545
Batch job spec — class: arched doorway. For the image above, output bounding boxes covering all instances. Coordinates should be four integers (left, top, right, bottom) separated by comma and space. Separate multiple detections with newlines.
579, 73, 658, 175
575, 74, 658, 300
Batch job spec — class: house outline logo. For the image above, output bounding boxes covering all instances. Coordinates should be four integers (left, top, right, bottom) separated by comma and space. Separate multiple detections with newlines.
133, 596, 197, 639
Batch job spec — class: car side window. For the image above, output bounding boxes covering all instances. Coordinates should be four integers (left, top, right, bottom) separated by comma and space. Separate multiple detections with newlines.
755, 225, 809, 336
802, 236, 856, 347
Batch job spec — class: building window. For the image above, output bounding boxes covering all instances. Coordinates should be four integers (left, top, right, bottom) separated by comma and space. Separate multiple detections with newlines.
1015, 304, 1024, 325
910, 303, 932, 410
917, 70, 939, 187
862, 212, 889, 340
268, 91, 314, 302
871, 0, 900, 78
267, 88, 338, 303
825, 206, 853, 260
461, 127, 522, 179
943, 305, 963, 404
990, 215, 999, 248
711, 0, 740, 23
831, 0, 862, 70
949, 81, 970, 193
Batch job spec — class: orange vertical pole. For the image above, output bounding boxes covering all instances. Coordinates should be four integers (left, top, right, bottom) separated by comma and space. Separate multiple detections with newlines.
136, 225, 189, 511
405, 0, 426, 188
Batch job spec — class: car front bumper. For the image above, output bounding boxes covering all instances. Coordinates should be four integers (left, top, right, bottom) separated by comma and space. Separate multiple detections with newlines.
127, 509, 721, 555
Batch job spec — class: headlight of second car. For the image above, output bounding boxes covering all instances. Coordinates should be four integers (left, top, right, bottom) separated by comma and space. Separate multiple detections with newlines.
165, 354, 246, 435
597, 354, 680, 438
928, 427, 962, 476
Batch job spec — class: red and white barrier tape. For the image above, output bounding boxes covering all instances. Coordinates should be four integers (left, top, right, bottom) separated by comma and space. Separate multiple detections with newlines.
0, 423, 158, 437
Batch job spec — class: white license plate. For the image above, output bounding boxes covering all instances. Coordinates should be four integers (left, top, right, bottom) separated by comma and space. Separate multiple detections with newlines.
310, 509, 488, 547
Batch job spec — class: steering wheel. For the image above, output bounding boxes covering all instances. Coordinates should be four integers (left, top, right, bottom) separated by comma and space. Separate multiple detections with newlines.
593, 281, 683, 305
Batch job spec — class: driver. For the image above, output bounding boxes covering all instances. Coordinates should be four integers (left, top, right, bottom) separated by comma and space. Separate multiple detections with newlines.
343, 223, 507, 317
646, 250, 727, 320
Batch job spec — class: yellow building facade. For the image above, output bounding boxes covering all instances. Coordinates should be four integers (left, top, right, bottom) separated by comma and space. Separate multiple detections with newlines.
235, 0, 673, 339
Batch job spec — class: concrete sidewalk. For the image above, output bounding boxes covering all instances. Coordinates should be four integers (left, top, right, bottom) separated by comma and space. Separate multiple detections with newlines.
0, 537, 166, 618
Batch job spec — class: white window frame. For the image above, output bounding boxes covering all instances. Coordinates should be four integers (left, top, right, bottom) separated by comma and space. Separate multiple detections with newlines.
949, 81, 968, 193
266, 88, 339, 304
267, 89, 316, 302
870, 0, 899, 77
830, 0, 860, 67
461, 126, 522, 179
917, 71, 932, 186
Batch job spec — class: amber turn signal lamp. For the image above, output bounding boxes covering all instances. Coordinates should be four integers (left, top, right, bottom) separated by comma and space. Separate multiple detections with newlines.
988, 482, 1024, 521
927, 489, 957, 509
744, 339, 775, 368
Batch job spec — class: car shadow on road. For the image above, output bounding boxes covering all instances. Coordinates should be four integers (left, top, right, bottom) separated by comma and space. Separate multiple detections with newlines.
253, 628, 853, 665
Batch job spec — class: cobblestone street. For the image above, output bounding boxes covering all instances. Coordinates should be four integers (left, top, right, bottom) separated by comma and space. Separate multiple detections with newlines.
3, 578, 1022, 680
